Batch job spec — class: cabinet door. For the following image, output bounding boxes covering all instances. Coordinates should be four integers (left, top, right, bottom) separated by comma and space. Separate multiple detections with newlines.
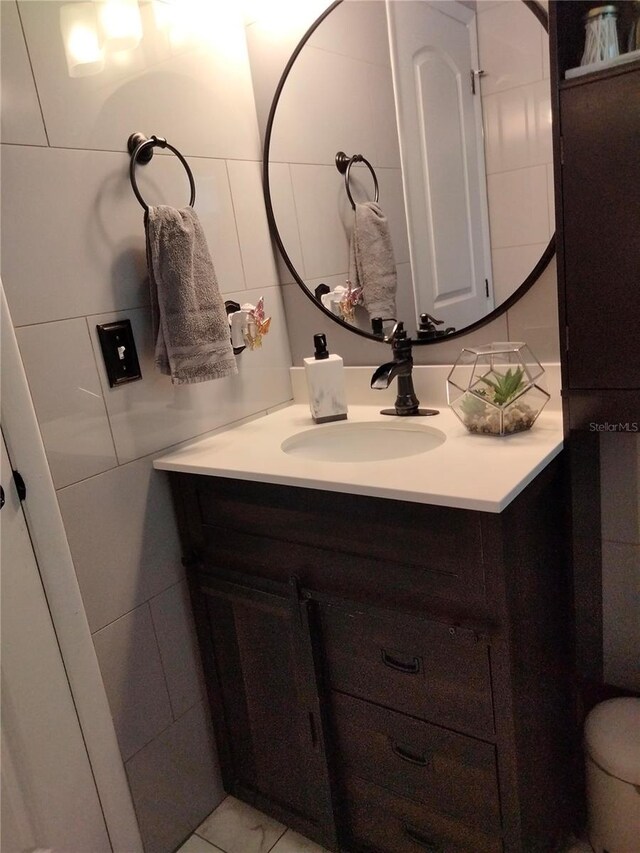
198, 577, 336, 848
561, 68, 640, 390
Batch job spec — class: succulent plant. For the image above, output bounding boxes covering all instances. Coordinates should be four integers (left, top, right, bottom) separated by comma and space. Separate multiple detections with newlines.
478, 367, 526, 406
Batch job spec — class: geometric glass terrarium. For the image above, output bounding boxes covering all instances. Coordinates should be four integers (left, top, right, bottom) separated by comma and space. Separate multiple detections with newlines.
447, 342, 550, 435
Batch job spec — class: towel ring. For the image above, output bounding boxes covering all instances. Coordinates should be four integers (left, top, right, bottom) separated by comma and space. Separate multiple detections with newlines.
335, 150, 379, 211
127, 132, 196, 212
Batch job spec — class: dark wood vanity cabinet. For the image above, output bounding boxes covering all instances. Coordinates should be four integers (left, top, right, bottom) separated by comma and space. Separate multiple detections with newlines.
169, 460, 575, 853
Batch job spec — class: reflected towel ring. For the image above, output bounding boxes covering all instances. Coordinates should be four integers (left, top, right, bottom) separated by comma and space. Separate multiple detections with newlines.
127, 132, 196, 212
335, 150, 379, 211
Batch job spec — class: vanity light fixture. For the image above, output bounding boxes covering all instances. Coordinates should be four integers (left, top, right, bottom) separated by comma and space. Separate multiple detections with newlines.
98, 0, 143, 53
60, 2, 105, 78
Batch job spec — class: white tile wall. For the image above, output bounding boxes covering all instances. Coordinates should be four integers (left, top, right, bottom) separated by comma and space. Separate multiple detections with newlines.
88, 287, 291, 463
0, 1, 47, 146
150, 581, 205, 719
505, 257, 560, 363
290, 163, 350, 279
226, 160, 280, 290
477, 1, 544, 95
56, 455, 184, 633
492, 242, 549, 306
487, 165, 551, 249
267, 163, 306, 282
125, 701, 224, 853
17, 0, 261, 159
309, 1, 391, 68
482, 79, 553, 175
16, 318, 118, 488
93, 603, 173, 761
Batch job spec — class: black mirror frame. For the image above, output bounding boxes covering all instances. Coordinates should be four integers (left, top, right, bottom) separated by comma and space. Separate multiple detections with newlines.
262, 0, 554, 345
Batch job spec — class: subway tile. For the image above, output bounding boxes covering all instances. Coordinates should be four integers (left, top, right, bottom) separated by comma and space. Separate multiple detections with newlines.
482, 80, 553, 175
602, 541, 640, 691
0, 1, 47, 145
0, 146, 244, 327
477, 1, 544, 96
57, 455, 184, 632
150, 581, 205, 719
126, 702, 224, 853
197, 796, 285, 853
89, 286, 291, 463
16, 319, 117, 488
93, 604, 173, 761
487, 165, 550, 249
506, 257, 560, 364
226, 160, 280, 291
600, 433, 640, 545
18, 0, 260, 159
491, 242, 549, 307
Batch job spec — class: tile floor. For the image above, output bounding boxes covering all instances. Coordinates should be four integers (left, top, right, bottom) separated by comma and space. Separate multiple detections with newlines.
176, 796, 328, 853
178, 795, 594, 853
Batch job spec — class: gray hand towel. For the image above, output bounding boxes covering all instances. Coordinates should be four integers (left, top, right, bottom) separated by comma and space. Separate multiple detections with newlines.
348, 201, 398, 321
145, 206, 237, 385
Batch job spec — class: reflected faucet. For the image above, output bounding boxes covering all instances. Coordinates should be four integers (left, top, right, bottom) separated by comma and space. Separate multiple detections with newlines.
371, 322, 439, 417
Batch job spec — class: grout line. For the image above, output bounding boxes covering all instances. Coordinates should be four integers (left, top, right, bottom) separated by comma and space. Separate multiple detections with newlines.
15, 1, 50, 147
266, 826, 288, 852
0, 140, 263, 163
123, 697, 204, 766
223, 159, 249, 290
147, 595, 178, 721
13, 304, 150, 329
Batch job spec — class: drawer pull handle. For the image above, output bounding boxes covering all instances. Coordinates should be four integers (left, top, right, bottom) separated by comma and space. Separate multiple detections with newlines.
403, 824, 440, 851
391, 740, 430, 767
381, 649, 421, 674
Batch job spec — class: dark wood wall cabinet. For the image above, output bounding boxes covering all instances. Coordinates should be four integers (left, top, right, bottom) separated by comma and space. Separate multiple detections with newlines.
549, 2, 640, 685
550, 1, 640, 430
169, 460, 575, 853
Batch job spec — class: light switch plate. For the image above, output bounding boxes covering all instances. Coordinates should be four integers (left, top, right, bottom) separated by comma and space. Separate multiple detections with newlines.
96, 320, 142, 388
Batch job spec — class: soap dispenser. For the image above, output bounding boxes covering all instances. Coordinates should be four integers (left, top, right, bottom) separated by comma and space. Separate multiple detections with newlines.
303, 333, 348, 423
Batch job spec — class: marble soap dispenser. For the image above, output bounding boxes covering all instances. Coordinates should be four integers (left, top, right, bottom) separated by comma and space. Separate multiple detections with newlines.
303, 333, 348, 423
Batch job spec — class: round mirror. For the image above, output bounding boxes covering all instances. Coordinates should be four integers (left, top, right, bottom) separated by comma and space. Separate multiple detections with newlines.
263, 0, 554, 344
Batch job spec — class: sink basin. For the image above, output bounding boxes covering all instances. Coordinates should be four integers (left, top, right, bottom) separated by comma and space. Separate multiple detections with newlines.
280, 420, 446, 463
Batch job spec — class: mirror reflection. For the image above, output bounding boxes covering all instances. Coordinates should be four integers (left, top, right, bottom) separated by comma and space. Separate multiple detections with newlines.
265, 0, 554, 340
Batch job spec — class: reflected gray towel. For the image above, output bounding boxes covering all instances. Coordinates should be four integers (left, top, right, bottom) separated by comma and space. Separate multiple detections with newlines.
348, 201, 398, 321
145, 206, 237, 385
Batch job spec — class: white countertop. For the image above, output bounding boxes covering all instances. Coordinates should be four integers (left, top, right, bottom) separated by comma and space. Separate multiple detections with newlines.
153, 403, 564, 513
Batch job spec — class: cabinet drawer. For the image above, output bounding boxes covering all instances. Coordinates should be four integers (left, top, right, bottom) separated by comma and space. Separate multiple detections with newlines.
343, 775, 502, 853
189, 476, 486, 607
319, 604, 493, 738
330, 693, 501, 834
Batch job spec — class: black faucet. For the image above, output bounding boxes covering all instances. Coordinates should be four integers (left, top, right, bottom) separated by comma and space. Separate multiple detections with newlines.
370, 322, 439, 417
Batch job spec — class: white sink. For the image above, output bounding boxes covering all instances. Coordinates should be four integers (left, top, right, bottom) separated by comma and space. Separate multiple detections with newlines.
280, 420, 446, 463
